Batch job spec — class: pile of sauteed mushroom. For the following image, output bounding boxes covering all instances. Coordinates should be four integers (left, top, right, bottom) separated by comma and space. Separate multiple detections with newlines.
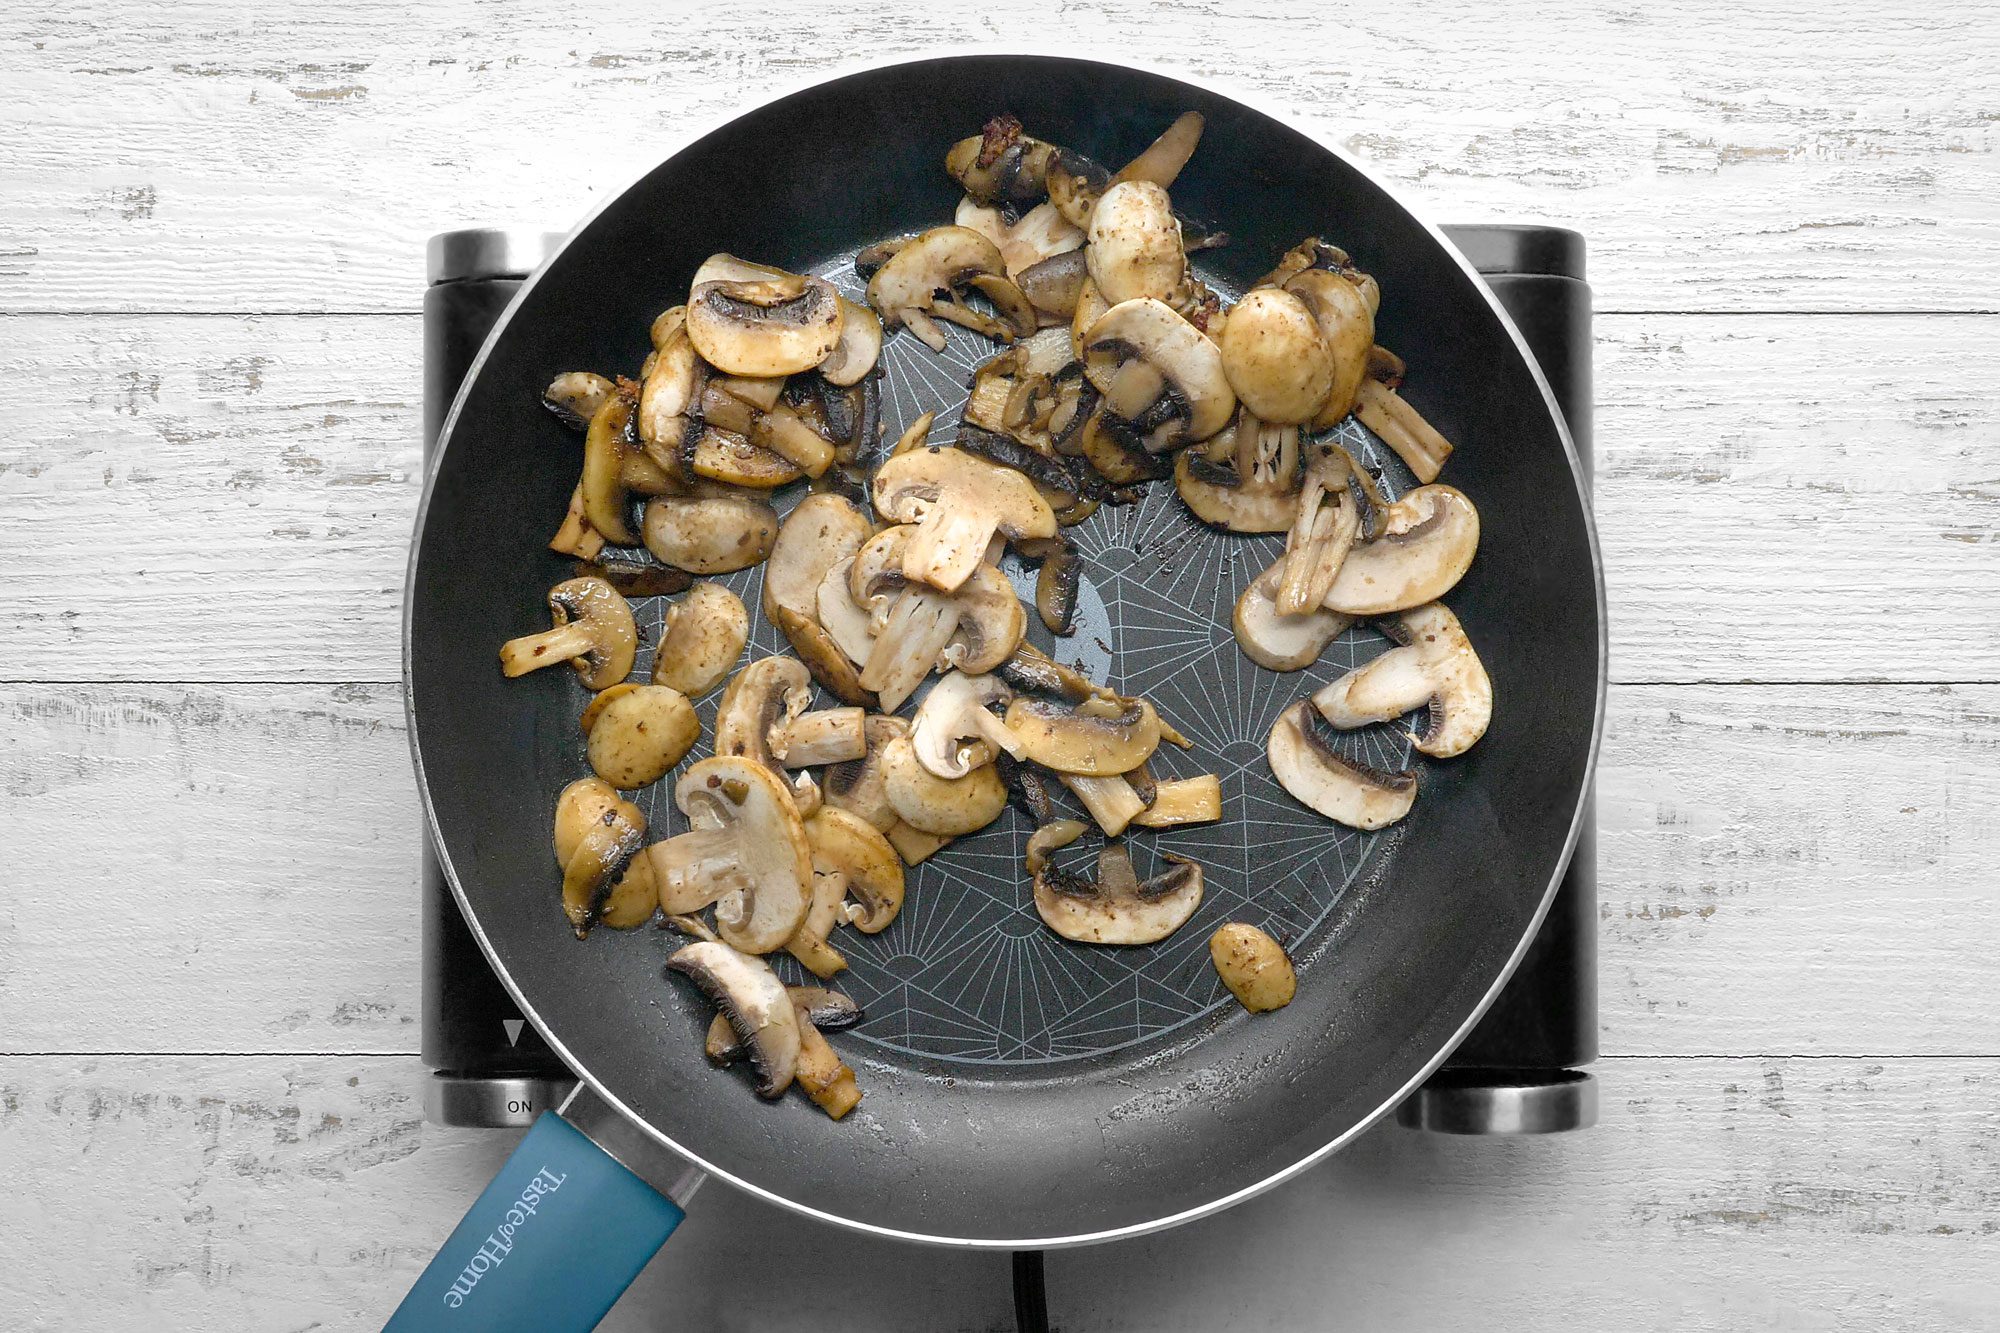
498, 110, 1495, 1116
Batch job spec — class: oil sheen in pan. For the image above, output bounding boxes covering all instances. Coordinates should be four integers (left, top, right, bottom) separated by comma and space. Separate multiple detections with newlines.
599, 250, 1419, 1068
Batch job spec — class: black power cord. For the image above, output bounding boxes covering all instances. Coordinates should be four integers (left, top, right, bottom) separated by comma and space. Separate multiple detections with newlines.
1012, 1250, 1050, 1333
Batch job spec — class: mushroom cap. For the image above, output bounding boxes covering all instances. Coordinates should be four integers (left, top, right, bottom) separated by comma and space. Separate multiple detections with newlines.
686, 272, 844, 378
549, 577, 638, 690
585, 684, 700, 790
872, 448, 1058, 546
653, 582, 749, 697
910, 670, 1014, 779
1284, 269, 1375, 427
823, 715, 909, 832
1219, 288, 1337, 425
880, 734, 1009, 836
865, 225, 1007, 324
938, 563, 1026, 676
641, 492, 778, 574
763, 493, 871, 624
1322, 484, 1480, 615
1233, 556, 1353, 671
1001, 696, 1162, 777
1313, 602, 1492, 758
666, 940, 801, 1098
1267, 700, 1417, 830
1209, 922, 1297, 1013
1032, 844, 1204, 945
1081, 299, 1235, 446
674, 755, 814, 954
1085, 181, 1187, 306
805, 806, 905, 934
818, 297, 883, 386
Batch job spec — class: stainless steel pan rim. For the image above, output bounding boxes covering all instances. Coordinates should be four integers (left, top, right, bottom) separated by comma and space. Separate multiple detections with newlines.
403, 47, 1608, 1250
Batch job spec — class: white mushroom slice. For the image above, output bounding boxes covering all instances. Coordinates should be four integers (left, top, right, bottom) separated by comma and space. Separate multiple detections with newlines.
666, 940, 801, 1098
763, 493, 871, 624
850, 527, 1026, 713
782, 865, 850, 980
584, 684, 699, 790
638, 323, 701, 446
823, 716, 907, 832
650, 755, 813, 953
543, 371, 618, 431
880, 734, 1008, 836
1209, 923, 1296, 1013
818, 297, 884, 386
641, 492, 778, 575
653, 582, 749, 697
1311, 602, 1491, 758
866, 226, 1033, 353
1275, 449, 1361, 616
548, 482, 606, 561
859, 585, 961, 715
714, 657, 842, 803
1081, 299, 1235, 450
1285, 269, 1376, 427
551, 778, 655, 933
1068, 277, 1112, 363
872, 447, 1056, 593
1058, 773, 1148, 838
1352, 378, 1455, 483
1131, 775, 1223, 828
1001, 696, 1162, 777
1219, 287, 1337, 425
774, 707, 868, 768
936, 563, 1027, 677
1268, 701, 1417, 830
650, 305, 687, 352
910, 671, 1020, 779
1174, 412, 1298, 533
1033, 843, 1204, 945
498, 576, 637, 691
806, 806, 905, 933
816, 557, 879, 669
686, 271, 844, 377
1321, 485, 1480, 616
1086, 181, 1188, 306
1233, 555, 1353, 671
772, 605, 876, 711
955, 197, 1086, 282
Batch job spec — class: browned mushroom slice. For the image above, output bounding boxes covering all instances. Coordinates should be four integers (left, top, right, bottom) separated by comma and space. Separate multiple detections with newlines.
1274, 447, 1361, 616
783, 860, 851, 980
1218, 287, 1336, 426
584, 684, 700, 790
1209, 923, 1296, 1013
763, 493, 871, 626
543, 371, 618, 431
1311, 602, 1491, 758
872, 447, 1057, 593
880, 734, 1008, 837
1174, 411, 1300, 533
956, 197, 1086, 287
646, 756, 813, 954
1033, 843, 1204, 945
806, 806, 905, 934
1233, 555, 1353, 671
1058, 773, 1148, 837
774, 605, 877, 709
1086, 181, 1189, 307
709, 984, 863, 1062
641, 490, 779, 575
498, 577, 637, 690
910, 671, 1021, 780
792, 1004, 864, 1119
1285, 268, 1376, 427
686, 271, 844, 378
1001, 696, 1162, 777
866, 226, 1033, 352
1267, 701, 1417, 830
1131, 774, 1223, 828
945, 113, 1061, 203
1080, 299, 1234, 451
1321, 485, 1480, 616
685, 426, 803, 489
549, 483, 606, 560
580, 395, 641, 545
667, 940, 801, 1098
574, 559, 694, 599
552, 777, 655, 934
653, 582, 749, 697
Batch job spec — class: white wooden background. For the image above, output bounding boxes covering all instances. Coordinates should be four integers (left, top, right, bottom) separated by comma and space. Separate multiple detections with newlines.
3, 2, 1997, 1329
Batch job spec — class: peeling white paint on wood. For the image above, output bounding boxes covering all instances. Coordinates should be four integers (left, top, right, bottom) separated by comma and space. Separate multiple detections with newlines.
1, 2, 1997, 314
0, 1055, 1993, 1331
6, 313, 1995, 684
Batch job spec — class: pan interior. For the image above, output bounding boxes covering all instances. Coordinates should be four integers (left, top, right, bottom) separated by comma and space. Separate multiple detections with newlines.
598, 253, 1418, 1067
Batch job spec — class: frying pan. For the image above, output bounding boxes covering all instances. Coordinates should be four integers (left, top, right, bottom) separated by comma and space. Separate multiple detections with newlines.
389, 53, 1603, 1330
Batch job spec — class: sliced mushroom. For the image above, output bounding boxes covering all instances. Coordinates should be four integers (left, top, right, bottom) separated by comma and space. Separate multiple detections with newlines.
1001, 696, 1161, 777
884, 822, 953, 865
773, 605, 877, 709
784, 855, 851, 980
1174, 411, 1299, 533
807, 806, 905, 933
639, 322, 702, 448
653, 582, 749, 697
1219, 287, 1336, 425
937, 561, 1027, 676
498, 576, 637, 690
705, 985, 861, 1063
647, 755, 813, 953
774, 706, 868, 768
548, 482, 606, 560
872, 446, 1057, 593
955, 197, 1086, 284
866, 226, 1033, 353
819, 297, 883, 387
641, 490, 778, 574
1045, 111, 1204, 230
1111, 111, 1205, 189
552, 777, 654, 934
1017, 535, 1080, 636
823, 715, 907, 832
1352, 378, 1455, 483
713, 656, 829, 800
1033, 843, 1204, 945
1234, 555, 1353, 671
685, 426, 803, 489
880, 734, 1008, 836
666, 940, 801, 1098
946, 113, 1060, 203
1267, 701, 1417, 830
1058, 773, 1148, 837
1081, 299, 1234, 450
543, 371, 618, 431
1274, 447, 1361, 616
763, 493, 871, 625
910, 670, 1021, 779
1209, 923, 1296, 1013
575, 558, 695, 599
1068, 277, 1112, 363
1284, 268, 1376, 427
1311, 602, 1491, 758
686, 269, 844, 377
1131, 774, 1223, 828
815, 556, 880, 670
1086, 181, 1188, 306
579, 395, 641, 545
1025, 817, 1089, 873
584, 683, 699, 789
1017, 250, 1090, 320
1321, 485, 1479, 615
851, 526, 1026, 713
791, 1006, 863, 1120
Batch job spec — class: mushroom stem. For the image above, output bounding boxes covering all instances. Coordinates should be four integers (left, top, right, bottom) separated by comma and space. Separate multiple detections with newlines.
1060, 773, 1148, 837
1132, 775, 1223, 828
885, 820, 952, 865
901, 508, 1001, 595
498, 621, 598, 677
1354, 379, 1454, 484
777, 708, 868, 767
548, 483, 606, 560
792, 1008, 862, 1120
1276, 462, 1360, 616
753, 406, 837, 478
784, 871, 850, 980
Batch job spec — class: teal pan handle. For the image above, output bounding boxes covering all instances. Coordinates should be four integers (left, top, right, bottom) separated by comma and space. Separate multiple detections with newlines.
384, 1110, 689, 1332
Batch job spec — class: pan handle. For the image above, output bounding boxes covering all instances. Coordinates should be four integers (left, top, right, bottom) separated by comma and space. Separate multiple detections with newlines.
383, 1086, 704, 1332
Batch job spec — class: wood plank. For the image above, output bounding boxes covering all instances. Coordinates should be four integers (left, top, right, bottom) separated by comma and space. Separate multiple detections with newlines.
0, 1054, 1992, 1330
4, 311, 1995, 684
4, 682, 1994, 1057
2, 2, 1997, 314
